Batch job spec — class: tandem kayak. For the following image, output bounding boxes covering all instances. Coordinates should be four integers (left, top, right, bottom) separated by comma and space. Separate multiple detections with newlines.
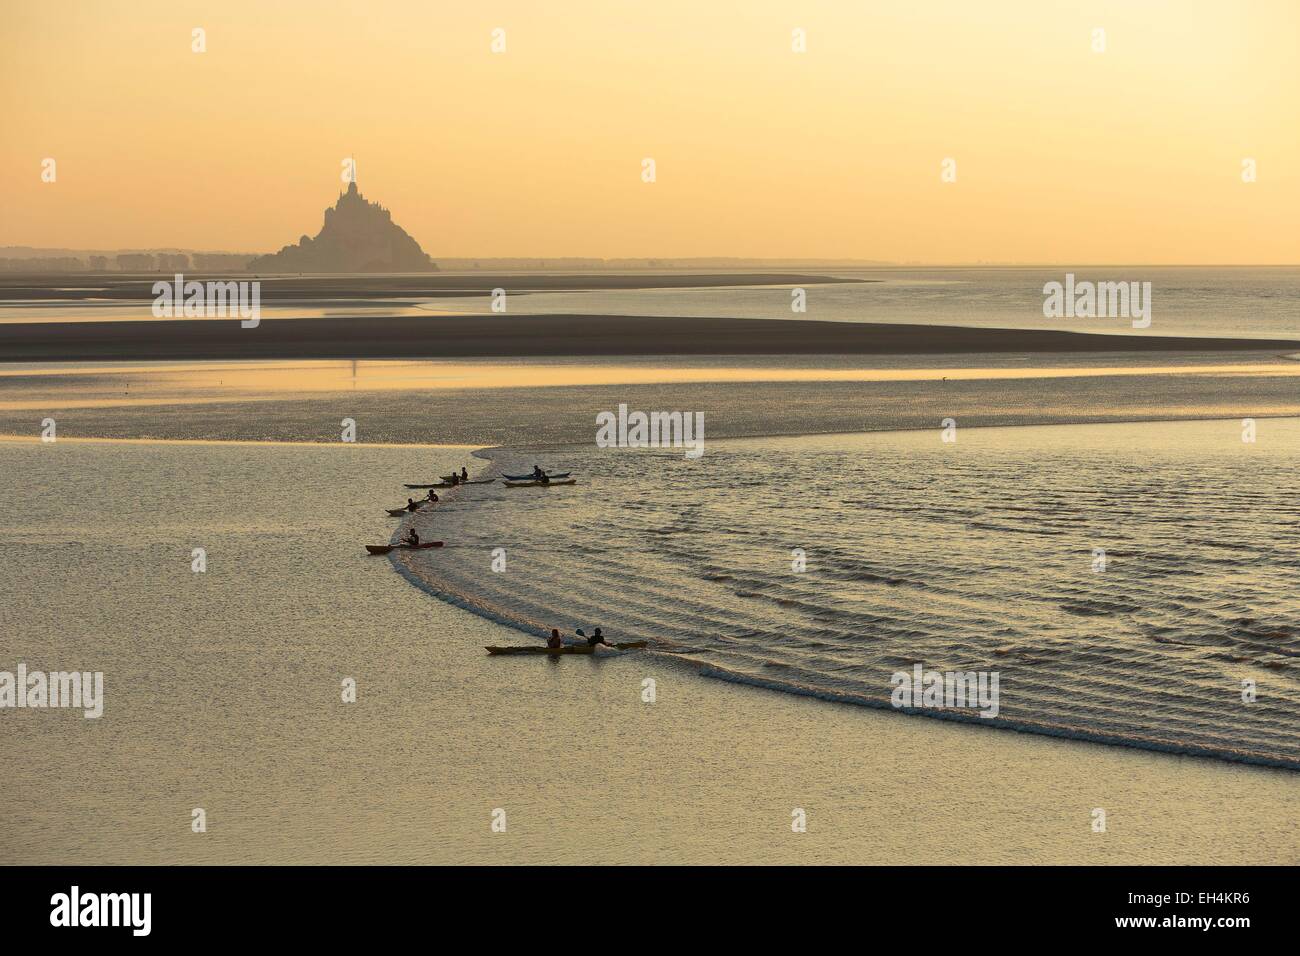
485, 641, 647, 655
404, 479, 496, 489
503, 479, 577, 488
365, 541, 444, 555
502, 471, 570, 481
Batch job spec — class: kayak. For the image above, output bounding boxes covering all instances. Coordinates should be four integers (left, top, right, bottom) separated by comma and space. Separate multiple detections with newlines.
386, 505, 430, 516
502, 471, 570, 481
365, 541, 444, 555
486, 641, 647, 656
503, 479, 577, 488
404, 479, 495, 489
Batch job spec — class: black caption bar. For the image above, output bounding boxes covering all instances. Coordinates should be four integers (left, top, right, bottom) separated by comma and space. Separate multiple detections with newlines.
1, 865, 1282, 943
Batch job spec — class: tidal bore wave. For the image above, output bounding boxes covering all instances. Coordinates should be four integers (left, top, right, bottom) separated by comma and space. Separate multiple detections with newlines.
390, 422, 1300, 771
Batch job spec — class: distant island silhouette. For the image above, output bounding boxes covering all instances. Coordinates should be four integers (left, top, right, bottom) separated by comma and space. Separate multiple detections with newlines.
247, 180, 436, 273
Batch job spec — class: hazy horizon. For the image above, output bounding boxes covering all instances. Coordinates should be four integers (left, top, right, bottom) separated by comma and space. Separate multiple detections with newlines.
4, 250, 1300, 269
3, 0, 1297, 263
3, 246, 1300, 269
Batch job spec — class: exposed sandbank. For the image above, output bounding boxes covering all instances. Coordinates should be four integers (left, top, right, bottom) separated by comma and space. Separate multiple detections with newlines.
0, 313, 1296, 362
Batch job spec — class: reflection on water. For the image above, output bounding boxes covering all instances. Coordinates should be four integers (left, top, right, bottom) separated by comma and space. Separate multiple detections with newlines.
2, 355, 1299, 412
1, 432, 1295, 863
4, 267, 1299, 338
404, 419, 1300, 769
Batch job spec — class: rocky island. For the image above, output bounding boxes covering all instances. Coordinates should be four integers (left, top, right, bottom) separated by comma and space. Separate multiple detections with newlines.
247, 180, 436, 273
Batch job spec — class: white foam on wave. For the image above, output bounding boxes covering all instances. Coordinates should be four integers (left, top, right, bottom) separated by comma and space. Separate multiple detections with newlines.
694, 663, 1300, 771
386, 430, 1300, 772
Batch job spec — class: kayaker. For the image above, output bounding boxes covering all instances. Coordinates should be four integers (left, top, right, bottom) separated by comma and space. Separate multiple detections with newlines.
459, 466, 469, 481
406, 498, 421, 512
426, 490, 439, 502
586, 627, 611, 648
531, 464, 544, 479
448, 473, 460, 486
404, 528, 420, 547
547, 629, 563, 649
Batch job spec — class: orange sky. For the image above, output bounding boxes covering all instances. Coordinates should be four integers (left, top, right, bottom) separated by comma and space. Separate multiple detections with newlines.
2, 0, 1297, 263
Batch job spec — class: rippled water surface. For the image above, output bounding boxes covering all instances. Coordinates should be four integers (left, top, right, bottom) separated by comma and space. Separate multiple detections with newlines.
1, 427, 1296, 864
399, 418, 1300, 768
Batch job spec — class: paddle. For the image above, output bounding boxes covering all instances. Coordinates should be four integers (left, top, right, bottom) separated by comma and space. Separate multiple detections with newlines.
574, 628, 613, 647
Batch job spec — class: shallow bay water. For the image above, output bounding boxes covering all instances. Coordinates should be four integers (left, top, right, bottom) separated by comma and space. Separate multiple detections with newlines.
403, 419, 1300, 770
6, 267, 1297, 340
0, 431, 1296, 863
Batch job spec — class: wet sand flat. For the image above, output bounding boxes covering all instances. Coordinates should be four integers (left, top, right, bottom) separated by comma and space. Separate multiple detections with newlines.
1, 313, 1297, 362
3, 357, 1300, 448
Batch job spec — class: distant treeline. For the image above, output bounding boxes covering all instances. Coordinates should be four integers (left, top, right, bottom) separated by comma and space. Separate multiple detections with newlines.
0, 252, 256, 272
1, 253, 894, 273
430, 258, 891, 270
